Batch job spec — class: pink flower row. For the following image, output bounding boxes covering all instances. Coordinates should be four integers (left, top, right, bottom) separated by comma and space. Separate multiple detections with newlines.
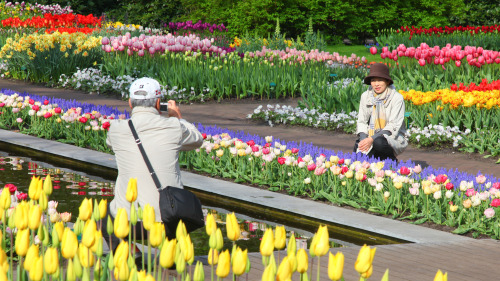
248, 46, 368, 65
101, 32, 228, 56
371, 43, 500, 67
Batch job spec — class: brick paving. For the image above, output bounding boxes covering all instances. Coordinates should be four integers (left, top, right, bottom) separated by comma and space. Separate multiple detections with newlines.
2, 79, 500, 280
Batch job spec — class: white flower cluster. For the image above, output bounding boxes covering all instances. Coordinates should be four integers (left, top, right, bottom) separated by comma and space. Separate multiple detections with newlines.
406, 123, 470, 147
249, 104, 358, 133
58, 67, 212, 101
327, 78, 356, 89
59, 67, 136, 97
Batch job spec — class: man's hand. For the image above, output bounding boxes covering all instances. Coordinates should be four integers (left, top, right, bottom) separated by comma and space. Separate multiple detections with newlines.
167, 100, 182, 119
358, 137, 373, 152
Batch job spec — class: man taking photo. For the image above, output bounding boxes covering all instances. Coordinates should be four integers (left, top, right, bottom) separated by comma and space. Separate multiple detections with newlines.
104, 77, 203, 253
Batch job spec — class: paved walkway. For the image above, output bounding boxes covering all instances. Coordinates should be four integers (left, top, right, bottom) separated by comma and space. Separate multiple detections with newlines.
1, 78, 498, 177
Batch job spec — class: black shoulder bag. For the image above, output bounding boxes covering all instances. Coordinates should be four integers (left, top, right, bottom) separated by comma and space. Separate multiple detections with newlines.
128, 120, 205, 234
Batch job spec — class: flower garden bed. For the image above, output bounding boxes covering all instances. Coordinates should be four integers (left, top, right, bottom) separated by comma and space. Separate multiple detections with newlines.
0, 89, 498, 241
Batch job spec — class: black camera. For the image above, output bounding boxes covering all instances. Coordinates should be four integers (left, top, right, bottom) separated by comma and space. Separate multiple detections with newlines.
160, 102, 169, 111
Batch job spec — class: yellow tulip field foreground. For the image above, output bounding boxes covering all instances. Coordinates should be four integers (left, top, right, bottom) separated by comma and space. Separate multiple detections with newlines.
0, 176, 451, 280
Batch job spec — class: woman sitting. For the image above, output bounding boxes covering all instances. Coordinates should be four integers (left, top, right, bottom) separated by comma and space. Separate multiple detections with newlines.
354, 63, 408, 161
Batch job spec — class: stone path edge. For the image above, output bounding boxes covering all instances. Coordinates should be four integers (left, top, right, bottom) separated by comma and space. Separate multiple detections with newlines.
0, 129, 472, 244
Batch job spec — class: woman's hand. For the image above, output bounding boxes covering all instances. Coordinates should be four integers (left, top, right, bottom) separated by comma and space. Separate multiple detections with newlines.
358, 137, 374, 152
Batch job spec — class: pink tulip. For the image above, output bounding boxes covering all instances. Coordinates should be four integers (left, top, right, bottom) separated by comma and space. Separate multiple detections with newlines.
418, 59, 426, 66
101, 37, 109, 45
138, 50, 144, 57
370, 46, 377, 55
455, 60, 461, 67
484, 208, 495, 219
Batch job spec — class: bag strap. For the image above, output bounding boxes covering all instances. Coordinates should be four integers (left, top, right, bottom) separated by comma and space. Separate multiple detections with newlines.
128, 120, 163, 190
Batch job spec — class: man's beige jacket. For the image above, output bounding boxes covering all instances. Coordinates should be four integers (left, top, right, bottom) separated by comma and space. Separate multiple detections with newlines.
107, 106, 203, 221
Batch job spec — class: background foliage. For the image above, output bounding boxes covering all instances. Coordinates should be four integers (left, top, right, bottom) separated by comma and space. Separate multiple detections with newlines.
21, 0, 494, 43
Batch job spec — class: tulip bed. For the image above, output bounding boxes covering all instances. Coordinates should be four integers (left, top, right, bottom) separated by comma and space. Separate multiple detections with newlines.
0, 173, 453, 281
377, 25, 500, 50
0, 89, 499, 240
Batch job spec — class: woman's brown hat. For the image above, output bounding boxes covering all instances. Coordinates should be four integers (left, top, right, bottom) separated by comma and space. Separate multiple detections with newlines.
364, 63, 393, 85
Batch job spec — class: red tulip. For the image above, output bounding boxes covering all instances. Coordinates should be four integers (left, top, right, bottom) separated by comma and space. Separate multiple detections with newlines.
369, 47, 377, 55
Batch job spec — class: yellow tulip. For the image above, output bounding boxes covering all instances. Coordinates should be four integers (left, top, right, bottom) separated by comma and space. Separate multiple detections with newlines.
98, 199, 107, 219
288, 253, 297, 272
287, 233, 296, 256
313, 225, 329, 257
82, 219, 97, 248
262, 265, 275, 281
274, 225, 286, 250
361, 265, 373, 279
29, 256, 43, 281
44, 247, 59, 274
205, 213, 217, 236
53, 221, 64, 242
175, 250, 186, 274
215, 228, 224, 250
91, 230, 103, 255
328, 252, 344, 281
114, 241, 129, 268
15, 228, 29, 256
66, 259, 75, 281
61, 227, 78, 259
184, 234, 194, 264
276, 256, 292, 281
0, 188, 10, 211
260, 228, 274, 257
78, 198, 92, 221
434, 270, 448, 281
160, 238, 176, 269
232, 247, 248, 276
78, 243, 95, 267
125, 178, 137, 203
208, 249, 219, 265
114, 208, 129, 239
226, 212, 240, 241
149, 222, 164, 248
39, 192, 48, 211
354, 244, 376, 275
142, 204, 155, 231
24, 244, 39, 271
43, 174, 53, 195
296, 248, 308, 274
28, 176, 40, 200
216, 249, 230, 278
0, 247, 7, 273
176, 220, 187, 239
193, 261, 205, 281
114, 261, 129, 281
15, 201, 29, 230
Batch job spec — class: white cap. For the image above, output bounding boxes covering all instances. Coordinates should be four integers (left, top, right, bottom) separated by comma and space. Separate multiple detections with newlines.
129, 77, 162, 100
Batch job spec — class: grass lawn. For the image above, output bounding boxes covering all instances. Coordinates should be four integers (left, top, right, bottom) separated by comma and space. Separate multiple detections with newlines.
325, 44, 382, 62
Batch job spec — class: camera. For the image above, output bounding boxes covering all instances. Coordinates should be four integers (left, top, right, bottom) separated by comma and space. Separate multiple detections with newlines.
160, 102, 169, 111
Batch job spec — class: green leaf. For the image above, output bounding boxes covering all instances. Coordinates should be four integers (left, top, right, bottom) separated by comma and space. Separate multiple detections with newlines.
412, 218, 428, 225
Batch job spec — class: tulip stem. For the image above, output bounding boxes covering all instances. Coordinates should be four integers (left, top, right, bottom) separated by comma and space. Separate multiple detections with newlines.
9, 231, 13, 277
141, 226, 145, 269
153, 250, 158, 278
310, 257, 314, 281
316, 256, 320, 281
2, 210, 5, 250
148, 232, 152, 274
211, 264, 214, 281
